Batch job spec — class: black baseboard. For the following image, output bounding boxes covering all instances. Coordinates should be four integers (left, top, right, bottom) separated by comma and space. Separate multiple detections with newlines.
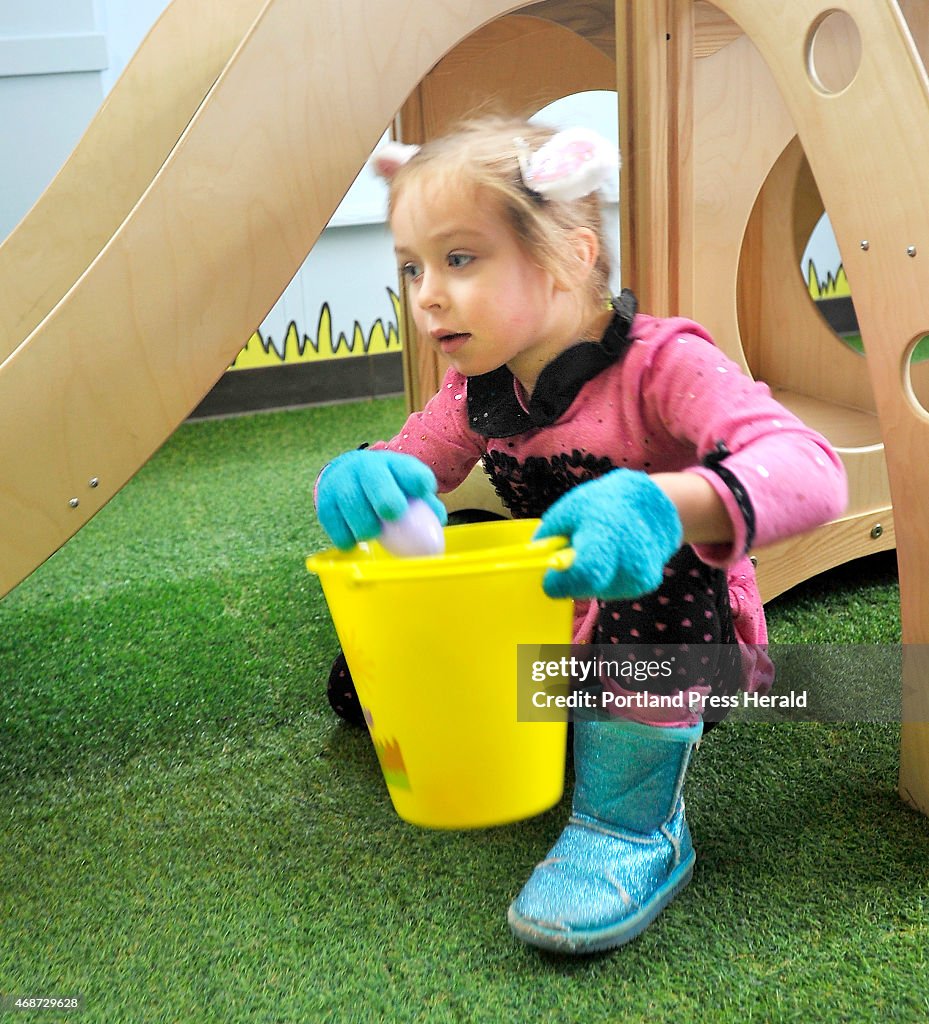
189, 352, 404, 419
816, 295, 857, 335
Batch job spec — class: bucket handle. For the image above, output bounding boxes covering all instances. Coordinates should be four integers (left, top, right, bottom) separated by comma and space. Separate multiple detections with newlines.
546, 547, 575, 572
321, 541, 575, 587
344, 549, 575, 584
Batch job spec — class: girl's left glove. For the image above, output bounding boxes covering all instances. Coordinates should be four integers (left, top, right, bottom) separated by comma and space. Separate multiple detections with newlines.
535, 468, 682, 600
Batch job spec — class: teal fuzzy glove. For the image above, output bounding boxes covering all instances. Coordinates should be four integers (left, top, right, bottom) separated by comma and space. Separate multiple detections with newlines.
316, 449, 447, 550
535, 468, 683, 600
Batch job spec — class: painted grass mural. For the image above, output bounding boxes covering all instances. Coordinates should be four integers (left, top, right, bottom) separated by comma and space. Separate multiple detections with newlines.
227, 258, 847, 374
806, 258, 850, 299
231, 289, 402, 370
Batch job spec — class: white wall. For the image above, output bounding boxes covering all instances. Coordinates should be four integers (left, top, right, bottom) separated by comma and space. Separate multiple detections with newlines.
0, 0, 107, 237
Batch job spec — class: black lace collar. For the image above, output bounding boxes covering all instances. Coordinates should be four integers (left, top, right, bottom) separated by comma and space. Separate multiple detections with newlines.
466, 290, 637, 438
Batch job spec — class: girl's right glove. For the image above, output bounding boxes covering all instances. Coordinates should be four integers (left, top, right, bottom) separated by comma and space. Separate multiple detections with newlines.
315, 449, 447, 550
535, 468, 683, 600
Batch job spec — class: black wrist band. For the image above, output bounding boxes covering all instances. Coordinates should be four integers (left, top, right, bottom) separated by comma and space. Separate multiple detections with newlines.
701, 441, 756, 554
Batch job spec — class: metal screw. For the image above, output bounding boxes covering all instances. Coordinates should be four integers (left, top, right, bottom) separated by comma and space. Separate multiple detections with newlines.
907, 246, 918, 258
860, 240, 870, 251
89, 477, 99, 488
871, 523, 884, 539
68, 498, 80, 509
750, 556, 758, 567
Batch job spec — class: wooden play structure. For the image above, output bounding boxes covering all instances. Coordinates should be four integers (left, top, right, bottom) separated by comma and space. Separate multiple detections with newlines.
1, 0, 928, 813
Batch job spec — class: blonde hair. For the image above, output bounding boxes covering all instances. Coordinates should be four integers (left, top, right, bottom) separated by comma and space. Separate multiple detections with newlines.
387, 115, 614, 311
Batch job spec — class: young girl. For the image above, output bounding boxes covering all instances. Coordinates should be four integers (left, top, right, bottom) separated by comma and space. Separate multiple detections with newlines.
314, 116, 847, 954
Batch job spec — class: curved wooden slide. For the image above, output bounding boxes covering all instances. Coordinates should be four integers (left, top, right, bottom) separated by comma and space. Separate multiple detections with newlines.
0, 0, 524, 598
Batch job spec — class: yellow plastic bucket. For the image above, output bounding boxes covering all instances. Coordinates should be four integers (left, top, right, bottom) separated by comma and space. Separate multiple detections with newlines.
306, 519, 574, 829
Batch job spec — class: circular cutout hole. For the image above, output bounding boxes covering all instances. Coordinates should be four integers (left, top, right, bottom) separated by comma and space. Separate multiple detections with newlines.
807, 10, 862, 95
906, 334, 929, 417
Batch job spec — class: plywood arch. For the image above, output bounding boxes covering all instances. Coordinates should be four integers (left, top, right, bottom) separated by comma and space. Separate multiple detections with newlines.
618, 0, 929, 811
716, 0, 929, 810
737, 136, 874, 413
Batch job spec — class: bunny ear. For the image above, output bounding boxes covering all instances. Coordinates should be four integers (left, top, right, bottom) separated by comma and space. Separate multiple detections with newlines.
520, 127, 619, 202
371, 142, 420, 180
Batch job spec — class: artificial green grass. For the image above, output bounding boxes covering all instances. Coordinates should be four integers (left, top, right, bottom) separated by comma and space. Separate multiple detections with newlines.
2, 397, 927, 1023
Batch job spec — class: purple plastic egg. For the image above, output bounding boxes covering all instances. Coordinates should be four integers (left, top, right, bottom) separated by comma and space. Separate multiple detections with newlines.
379, 498, 446, 557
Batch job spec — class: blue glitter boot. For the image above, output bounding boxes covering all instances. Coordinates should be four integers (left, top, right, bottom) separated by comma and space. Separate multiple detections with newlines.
508, 717, 702, 954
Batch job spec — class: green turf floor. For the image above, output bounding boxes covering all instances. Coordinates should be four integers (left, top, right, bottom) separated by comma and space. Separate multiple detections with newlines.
1, 398, 927, 1023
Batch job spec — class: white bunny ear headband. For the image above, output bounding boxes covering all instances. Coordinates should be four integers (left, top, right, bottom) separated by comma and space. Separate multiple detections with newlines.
371, 127, 619, 202
370, 142, 420, 180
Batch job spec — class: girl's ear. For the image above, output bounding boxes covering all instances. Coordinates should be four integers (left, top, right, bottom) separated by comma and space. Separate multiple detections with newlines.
556, 227, 600, 291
